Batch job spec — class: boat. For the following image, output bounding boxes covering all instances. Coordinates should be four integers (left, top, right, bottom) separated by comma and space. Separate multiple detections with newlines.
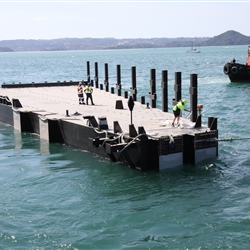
223, 45, 250, 82
187, 48, 201, 53
186, 37, 201, 53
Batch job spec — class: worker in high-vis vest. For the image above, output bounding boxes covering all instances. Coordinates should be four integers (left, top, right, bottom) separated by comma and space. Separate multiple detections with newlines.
77, 82, 85, 105
172, 99, 189, 127
84, 82, 94, 105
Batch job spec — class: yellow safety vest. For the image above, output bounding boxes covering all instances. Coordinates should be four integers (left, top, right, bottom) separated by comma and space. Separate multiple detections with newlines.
173, 101, 184, 111
84, 86, 92, 93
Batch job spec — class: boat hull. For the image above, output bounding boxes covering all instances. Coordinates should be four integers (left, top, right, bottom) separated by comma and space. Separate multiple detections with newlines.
224, 62, 250, 83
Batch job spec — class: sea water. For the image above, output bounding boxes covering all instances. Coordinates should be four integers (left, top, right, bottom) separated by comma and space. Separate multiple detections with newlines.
0, 46, 250, 249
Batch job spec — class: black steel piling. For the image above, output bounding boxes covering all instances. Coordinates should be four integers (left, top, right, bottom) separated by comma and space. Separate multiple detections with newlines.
161, 70, 168, 112
94, 62, 99, 88
131, 66, 137, 101
87, 61, 90, 83
190, 74, 198, 122
104, 63, 109, 92
174, 72, 182, 105
149, 69, 157, 108
116, 64, 122, 96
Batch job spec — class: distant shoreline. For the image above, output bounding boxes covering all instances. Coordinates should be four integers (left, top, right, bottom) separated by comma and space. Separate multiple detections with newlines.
1, 30, 250, 52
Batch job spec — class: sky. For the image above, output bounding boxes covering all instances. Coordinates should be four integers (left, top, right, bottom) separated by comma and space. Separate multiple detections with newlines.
0, 1, 249, 40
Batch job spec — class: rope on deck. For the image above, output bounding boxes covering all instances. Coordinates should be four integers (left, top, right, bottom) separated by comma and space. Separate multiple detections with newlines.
119, 133, 172, 154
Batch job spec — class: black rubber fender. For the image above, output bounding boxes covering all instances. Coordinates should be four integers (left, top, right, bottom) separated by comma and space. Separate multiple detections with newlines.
231, 66, 238, 74
223, 64, 230, 74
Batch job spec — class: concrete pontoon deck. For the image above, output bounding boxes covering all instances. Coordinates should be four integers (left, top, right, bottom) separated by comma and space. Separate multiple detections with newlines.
0, 85, 209, 137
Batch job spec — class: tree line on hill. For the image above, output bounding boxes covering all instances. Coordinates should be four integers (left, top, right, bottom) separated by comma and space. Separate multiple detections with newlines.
0, 30, 250, 52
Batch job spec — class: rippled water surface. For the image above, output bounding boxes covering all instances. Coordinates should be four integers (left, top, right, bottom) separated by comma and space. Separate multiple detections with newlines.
0, 46, 250, 249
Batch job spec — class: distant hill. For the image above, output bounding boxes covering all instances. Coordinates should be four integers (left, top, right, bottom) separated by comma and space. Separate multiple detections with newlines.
0, 30, 249, 52
0, 47, 13, 52
202, 30, 250, 46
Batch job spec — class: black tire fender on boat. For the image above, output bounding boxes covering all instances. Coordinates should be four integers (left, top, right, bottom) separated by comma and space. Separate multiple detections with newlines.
223, 64, 230, 74
231, 66, 238, 74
